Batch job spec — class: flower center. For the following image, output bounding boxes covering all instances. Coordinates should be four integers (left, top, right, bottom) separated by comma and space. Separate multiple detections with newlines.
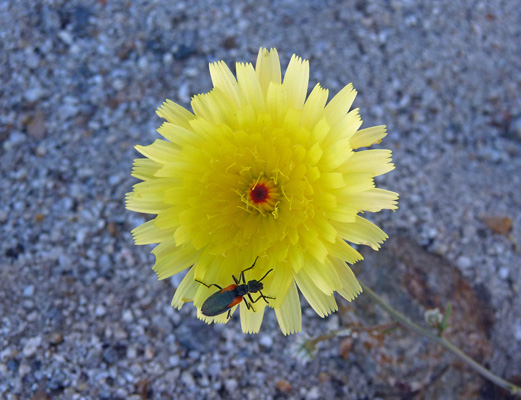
250, 184, 269, 203
240, 175, 281, 217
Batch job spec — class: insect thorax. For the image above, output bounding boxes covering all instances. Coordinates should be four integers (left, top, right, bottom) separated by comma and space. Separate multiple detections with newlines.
247, 280, 264, 293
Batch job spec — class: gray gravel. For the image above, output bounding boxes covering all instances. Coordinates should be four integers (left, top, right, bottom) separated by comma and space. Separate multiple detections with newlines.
1, 0, 521, 399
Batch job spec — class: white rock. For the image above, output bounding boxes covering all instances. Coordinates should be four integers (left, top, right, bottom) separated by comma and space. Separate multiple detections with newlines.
259, 334, 273, 348
122, 309, 133, 322
456, 256, 472, 270
498, 267, 509, 280
23, 336, 42, 357
23, 285, 35, 297
95, 304, 106, 317
24, 87, 44, 102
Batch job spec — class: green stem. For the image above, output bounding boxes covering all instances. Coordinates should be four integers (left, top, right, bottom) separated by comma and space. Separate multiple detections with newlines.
360, 281, 521, 396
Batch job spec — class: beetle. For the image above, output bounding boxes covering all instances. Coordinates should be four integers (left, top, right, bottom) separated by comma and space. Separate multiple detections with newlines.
196, 258, 274, 319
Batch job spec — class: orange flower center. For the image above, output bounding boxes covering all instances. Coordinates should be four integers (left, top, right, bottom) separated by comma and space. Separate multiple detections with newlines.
240, 175, 281, 217
250, 184, 269, 204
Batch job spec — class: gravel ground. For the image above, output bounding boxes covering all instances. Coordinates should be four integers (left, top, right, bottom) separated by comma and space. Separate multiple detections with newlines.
1, 1, 521, 399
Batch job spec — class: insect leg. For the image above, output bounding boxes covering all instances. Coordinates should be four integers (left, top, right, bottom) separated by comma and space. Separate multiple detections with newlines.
236, 256, 259, 284
195, 279, 223, 290
258, 268, 273, 282
243, 297, 256, 313
250, 291, 276, 304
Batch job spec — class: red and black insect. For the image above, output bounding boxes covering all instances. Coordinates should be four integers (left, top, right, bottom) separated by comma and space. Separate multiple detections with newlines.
197, 258, 274, 319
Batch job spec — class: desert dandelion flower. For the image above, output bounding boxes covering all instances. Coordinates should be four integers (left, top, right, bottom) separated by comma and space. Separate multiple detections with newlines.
126, 48, 398, 334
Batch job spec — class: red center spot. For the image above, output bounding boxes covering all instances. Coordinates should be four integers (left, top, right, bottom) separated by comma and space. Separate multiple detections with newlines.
250, 184, 269, 204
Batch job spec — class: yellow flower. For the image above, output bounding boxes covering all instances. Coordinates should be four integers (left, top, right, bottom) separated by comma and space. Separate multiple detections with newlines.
126, 48, 398, 334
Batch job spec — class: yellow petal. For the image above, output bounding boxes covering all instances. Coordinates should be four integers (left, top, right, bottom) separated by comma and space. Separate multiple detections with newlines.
131, 158, 162, 181
157, 122, 193, 144
156, 99, 195, 130
341, 188, 399, 212
323, 83, 357, 126
330, 257, 362, 300
135, 139, 178, 164
329, 108, 362, 141
283, 54, 309, 110
171, 267, 199, 308
155, 161, 194, 179
340, 149, 394, 177
342, 173, 375, 194
350, 125, 387, 149
240, 302, 265, 334
311, 117, 331, 144
327, 204, 358, 223
334, 216, 388, 250
154, 207, 180, 229
125, 191, 170, 214
306, 143, 323, 165
319, 172, 345, 189
311, 218, 335, 244
191, 89, 235, 126
327, 238, 364, 264
320, 137, 354, 171
256, 48, 281, 96
300, 84, 329, 129
306, 236, 329, 264
153, 242, 199, 280
236, 62, 265, 112
301, 256, 339, 295
287, 244, 304, 272
131, 220, 175, 245
266, 262, 293, 308
275, 280, 302, 335
173, 224, 192, 247
151, 236, 177, 259
266, 82, 286, 125
295, 269, 338, 317
209, 61, 242, 107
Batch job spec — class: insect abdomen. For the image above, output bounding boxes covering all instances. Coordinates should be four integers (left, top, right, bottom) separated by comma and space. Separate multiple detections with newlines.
201, 290, 238, 317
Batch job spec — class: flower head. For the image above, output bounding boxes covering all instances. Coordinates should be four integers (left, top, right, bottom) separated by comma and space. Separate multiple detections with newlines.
126, 48, 398, 334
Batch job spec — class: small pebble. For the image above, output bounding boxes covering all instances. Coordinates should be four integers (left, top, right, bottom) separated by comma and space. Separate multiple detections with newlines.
456, 256, 472, 270
95, 304, 106, 317
18, 363, 31, 377
259, 334, 273, 348
23, 285, 35, 297
24, 87, 44, 102
275, 379, 292, 393
49, 333, 63, 345
23, 336, 41, 357
498, 267, 509, 280
122, 309, 133, 322
224, 378, 238, 393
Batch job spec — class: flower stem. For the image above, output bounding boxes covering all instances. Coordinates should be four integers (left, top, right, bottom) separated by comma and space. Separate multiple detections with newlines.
360, 280, 521, 396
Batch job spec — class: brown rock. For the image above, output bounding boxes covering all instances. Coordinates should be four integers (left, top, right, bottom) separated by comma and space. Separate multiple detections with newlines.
275, 379, 292, 393
355, 235, 494, 399
338, 337, 354, 359
483, 215, 513, 235
49, 332, 63, 345
27, 111, 46, 139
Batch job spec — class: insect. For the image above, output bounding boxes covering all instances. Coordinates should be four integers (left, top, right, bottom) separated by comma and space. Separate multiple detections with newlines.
196, 258, 275, 319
